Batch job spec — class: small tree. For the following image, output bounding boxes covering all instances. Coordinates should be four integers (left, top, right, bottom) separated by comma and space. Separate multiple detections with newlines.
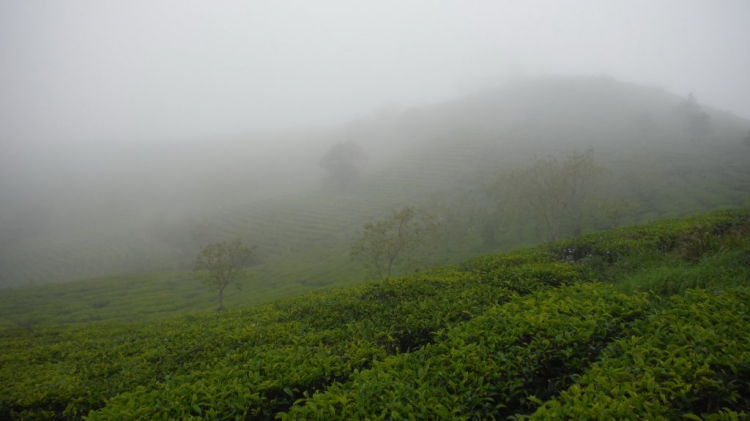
319, 140, 366, 190
351, 207, 439, 278
507, 150, 604, 242
462, 175, 513, 247
193, 237, 254, 312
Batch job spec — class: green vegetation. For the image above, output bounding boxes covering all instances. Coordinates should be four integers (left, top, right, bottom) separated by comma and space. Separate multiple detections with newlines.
283, 283, 649, 420
4, 77, 750, 296
1, 77, 749, 418
0, 271, 210, 328
350, 206, 440, 277
319, 140, 367, 191
2, 139, 749, 328
531, 288, 750, 419
1, 208, 748, 419
193, 237, 255, 312
503, 149, 604, 242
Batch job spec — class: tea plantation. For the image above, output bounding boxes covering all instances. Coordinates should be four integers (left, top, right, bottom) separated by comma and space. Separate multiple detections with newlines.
1, 208, 749, 419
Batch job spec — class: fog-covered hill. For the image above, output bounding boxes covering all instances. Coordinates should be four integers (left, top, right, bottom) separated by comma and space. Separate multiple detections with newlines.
1, 75, 749, 288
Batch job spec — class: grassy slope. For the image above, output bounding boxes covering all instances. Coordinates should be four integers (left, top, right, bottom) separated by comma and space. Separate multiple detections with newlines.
1, 208, 748, 420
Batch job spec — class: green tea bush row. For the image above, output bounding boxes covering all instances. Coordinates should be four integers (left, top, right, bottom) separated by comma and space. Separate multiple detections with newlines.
2, 208, 747, 419
530, 287, 750, 420
272, 260, 585, 354
85, 333, 386, 420
282, 283, 650, 420
1, 312, 324, 419
1, 256, 577, 419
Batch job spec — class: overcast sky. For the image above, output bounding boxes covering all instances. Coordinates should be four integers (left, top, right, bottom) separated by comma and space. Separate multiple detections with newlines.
1, 0, 749, 148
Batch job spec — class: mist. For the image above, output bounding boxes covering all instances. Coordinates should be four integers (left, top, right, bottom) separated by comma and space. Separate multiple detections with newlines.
3, 1, 750, 147
1, 1, 750, 287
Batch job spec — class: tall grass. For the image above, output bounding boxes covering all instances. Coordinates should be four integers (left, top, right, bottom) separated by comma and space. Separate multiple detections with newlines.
615, 219, 750, 295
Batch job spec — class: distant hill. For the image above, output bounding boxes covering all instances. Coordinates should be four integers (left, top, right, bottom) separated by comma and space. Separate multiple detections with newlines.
1, 75, 749, 289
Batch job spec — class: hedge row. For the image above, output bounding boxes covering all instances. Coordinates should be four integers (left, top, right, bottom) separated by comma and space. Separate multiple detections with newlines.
282, 283, 650, 420
530, 287, 750, 420
1, 208, 747, 419
2, 252, 584, 419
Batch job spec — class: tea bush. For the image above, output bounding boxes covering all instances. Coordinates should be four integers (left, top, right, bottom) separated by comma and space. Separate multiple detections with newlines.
282, 283, 650, 420
0, 208, 748, 419
530, 288, 750, 420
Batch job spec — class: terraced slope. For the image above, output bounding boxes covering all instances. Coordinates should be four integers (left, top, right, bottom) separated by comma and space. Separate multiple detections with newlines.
3, 76, 749, 291
1, 208, 748, 419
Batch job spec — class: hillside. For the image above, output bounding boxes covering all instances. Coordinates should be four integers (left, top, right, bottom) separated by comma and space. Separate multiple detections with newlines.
1, 208, 748, 419
1, 76, 749, 301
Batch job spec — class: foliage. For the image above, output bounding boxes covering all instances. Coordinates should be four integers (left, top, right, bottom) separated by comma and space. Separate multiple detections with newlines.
530, 288, 750, 419
6, 76, 750, 294
0, 208, 749, 419
350, 206, 440, 278
193, 237, 254, 311
460, 174, 515, 247
506, 149, 605, 242
282, 283, 650, 420
319, 140, 366, 191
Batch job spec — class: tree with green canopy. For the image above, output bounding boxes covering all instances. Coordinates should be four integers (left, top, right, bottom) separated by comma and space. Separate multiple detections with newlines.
351, 207, 439, 278
193, 237, 254, 311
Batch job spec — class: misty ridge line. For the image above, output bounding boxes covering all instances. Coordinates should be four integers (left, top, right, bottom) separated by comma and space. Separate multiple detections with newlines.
3, 1, 749, 147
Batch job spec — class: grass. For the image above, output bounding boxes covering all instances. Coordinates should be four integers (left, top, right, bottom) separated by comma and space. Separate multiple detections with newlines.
609, 217, 750, 295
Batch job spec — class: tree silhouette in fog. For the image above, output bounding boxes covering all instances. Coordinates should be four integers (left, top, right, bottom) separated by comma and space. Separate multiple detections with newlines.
319, 141, 366, 191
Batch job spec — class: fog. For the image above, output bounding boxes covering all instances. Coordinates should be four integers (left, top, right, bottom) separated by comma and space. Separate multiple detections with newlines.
1, 1, 750, 287
3, 1, 750, 147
